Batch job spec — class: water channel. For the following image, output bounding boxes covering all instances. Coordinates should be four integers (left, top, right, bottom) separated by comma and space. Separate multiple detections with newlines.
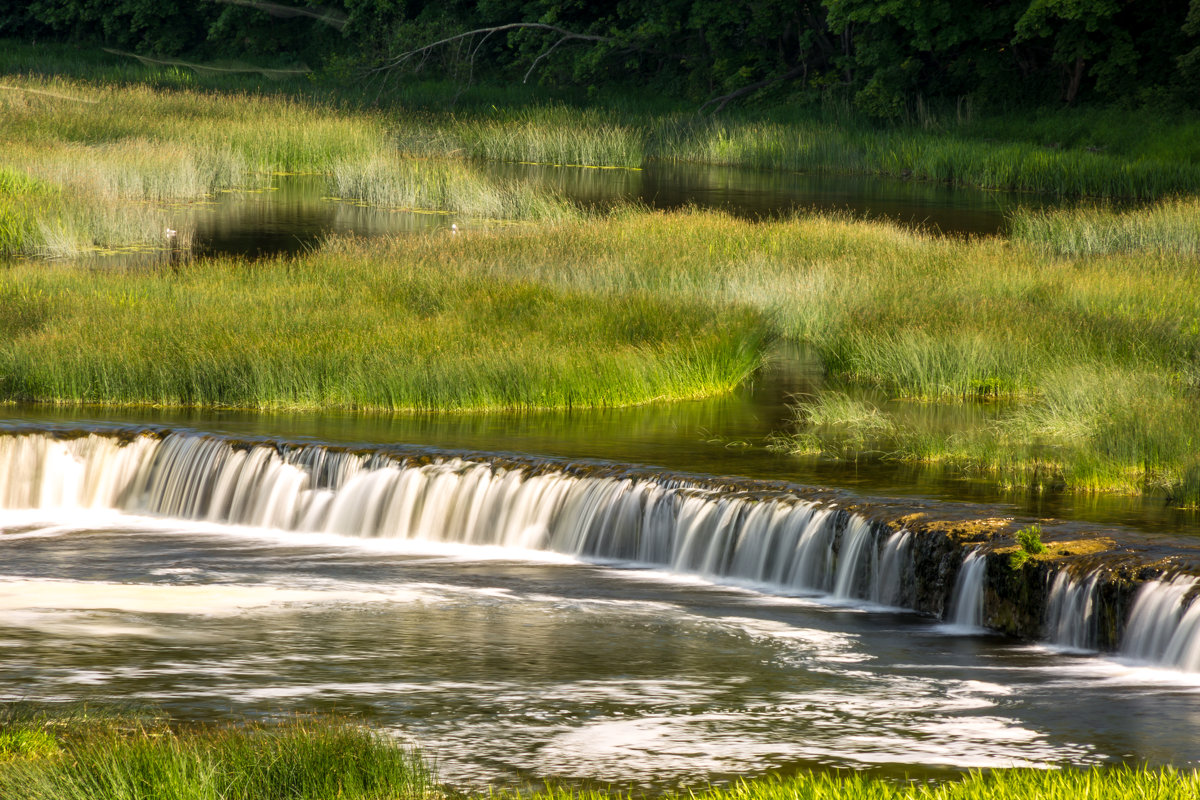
3, 165, 1199, 791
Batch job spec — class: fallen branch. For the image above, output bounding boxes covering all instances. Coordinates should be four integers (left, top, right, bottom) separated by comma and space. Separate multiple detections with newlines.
102, 49, 311, 79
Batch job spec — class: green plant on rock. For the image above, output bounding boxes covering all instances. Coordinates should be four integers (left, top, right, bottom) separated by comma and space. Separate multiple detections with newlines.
1009, 523, 1048, 569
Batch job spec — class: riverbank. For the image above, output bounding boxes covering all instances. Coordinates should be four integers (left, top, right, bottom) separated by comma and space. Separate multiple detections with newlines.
0, 711, 1194, 800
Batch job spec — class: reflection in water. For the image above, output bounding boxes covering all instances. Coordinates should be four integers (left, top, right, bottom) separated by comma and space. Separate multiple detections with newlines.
146, 162, 1060, 263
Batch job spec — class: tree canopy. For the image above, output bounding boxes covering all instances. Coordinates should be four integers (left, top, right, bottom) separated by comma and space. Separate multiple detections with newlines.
3, 0, 1198, 113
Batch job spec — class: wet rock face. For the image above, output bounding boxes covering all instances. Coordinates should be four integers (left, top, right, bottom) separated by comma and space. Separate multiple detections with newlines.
887, 512, 1200, 651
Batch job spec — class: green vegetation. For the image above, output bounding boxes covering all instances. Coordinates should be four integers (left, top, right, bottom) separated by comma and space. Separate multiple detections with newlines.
4, 206, 1197, 501
0, 712, 430, 800
0, 710, 1196, 800
1009, 524, 1048, 568
0, 73, 576, 256
1011, 198, 1200, 256
0, 229, 765, 410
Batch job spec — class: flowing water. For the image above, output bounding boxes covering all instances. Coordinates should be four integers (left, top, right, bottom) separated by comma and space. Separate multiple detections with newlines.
4, 429, 1200, 790
4, 167, 1200, 789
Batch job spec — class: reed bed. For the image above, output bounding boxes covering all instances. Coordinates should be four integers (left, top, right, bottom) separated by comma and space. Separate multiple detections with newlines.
330, 155, 578, 220
402, 105, 1200, 198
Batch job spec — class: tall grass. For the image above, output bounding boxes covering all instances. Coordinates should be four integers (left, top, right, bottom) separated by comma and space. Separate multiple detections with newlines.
400, 105, 1200, 198
780, 368, 1200, 503
0, 711, 431, 800
2, 708, 1194, 800
331, 155, 578, 220
1011, 197, 1200, 256
0, 230, 767, 410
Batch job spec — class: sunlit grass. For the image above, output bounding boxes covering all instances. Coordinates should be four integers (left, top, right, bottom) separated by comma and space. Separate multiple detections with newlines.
331, 155, 578, 220
0, 710, 431, 800
0, 708, 1193, 800
1011, 197, 1200, 256
0, 229, 767, 411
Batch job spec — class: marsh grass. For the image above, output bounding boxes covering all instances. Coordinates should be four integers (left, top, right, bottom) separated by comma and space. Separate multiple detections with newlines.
0, 231, 766, 410
0, 75, 576, 255
401, 105, 1200, 198
331, 156, 578, 220
1011, 198, 1200, 256
2, 706, 1194, 800
781, 369, 1200, 503
525, 768, 1200, 800
0, 711, 431, 800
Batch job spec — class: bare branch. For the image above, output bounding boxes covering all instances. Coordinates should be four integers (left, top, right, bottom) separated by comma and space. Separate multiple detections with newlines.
102, 48, 311, 79
370, 22, 622, 78
699, 64, 807, 114
205, 0, 347, 31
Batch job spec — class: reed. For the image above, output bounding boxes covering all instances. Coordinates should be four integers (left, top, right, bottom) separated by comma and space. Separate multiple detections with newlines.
330, 155, 578, 220
398, 104, 1200, 198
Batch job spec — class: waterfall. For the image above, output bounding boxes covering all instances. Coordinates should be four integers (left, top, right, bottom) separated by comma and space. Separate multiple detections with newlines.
1120, 576, 1200, 670
0, 431, 910, 605
948, 549, 987, 629
1044, 570, 1101, 651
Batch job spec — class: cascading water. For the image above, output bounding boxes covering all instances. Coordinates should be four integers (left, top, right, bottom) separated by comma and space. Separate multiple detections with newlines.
948, 549, 987, 629
1120, 576, 1200, 670
0, 431, 913, 606
1044, 570, 1102, 651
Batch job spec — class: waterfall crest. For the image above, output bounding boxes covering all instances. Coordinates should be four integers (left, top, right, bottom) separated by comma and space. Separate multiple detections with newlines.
0, 431, 912, 605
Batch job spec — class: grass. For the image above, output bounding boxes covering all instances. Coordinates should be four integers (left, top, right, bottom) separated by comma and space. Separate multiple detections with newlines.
5, 206, 1196, 499
399, 104, 1200, 198
0, 228, 767, 411
0, 710, 1195, 800
0, 73, 575, 256
0, 710, 431, 800
1011, 198, 1200, 256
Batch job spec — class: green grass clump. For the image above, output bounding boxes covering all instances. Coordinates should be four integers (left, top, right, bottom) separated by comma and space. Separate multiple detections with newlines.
331, 155, 578, 220
0, 229, 767, 411
0, 712, 430, 800
524, 767, 1200, 800
1011, 198, 1200, 256
1010, 524, 1048, 569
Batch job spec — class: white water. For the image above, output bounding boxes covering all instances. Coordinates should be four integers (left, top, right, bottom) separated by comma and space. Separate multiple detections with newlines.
0, 432, 912, 605
1120, 576, 1200, 670
1045, 570, 1102, 651
948, 550, 987, 630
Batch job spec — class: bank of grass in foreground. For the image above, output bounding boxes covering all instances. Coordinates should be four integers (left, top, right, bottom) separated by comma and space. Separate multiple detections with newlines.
0, 712, 1196, 800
